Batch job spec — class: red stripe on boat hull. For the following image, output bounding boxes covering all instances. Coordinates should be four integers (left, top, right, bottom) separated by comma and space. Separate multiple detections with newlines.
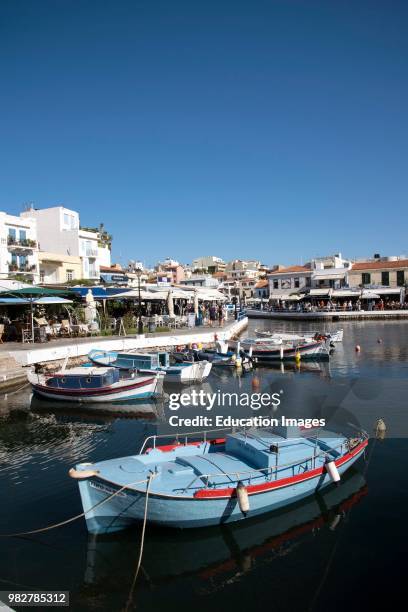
194, 440, 368, 499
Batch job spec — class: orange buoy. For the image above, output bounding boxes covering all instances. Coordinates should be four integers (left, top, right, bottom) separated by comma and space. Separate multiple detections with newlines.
251, 376, 260, 390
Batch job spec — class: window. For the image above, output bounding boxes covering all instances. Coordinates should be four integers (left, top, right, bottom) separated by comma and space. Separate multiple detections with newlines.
381, 271, 389, 286
362, 273, 371, 285
397, 270, 405, 286
19, 230, 27, 242
273, 280, 278, 289
8, 228, 16, 242
66, 269, 74, 281
40, 270, 45, 283
294, 278, 300, 288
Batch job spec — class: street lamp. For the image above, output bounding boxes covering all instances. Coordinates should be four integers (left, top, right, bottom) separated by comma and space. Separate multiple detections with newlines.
136, 268, 144, 334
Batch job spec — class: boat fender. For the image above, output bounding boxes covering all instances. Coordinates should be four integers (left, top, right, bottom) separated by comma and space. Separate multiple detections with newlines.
375, 418, 386, 439
236, 481, 250, 516
69, 467, 100, 479
235, 358, 242, 368
325, 460, 340, 485
295, 351, 301, 363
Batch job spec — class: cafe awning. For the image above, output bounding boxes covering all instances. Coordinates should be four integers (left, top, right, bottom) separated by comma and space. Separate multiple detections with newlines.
0, 297, 73, 305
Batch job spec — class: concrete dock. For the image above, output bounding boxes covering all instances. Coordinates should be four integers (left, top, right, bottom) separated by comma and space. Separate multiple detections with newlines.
0, 317, 248, 389
246, 308, 408, 321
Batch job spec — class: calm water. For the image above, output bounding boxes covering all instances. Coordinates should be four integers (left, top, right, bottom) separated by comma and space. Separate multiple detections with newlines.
1, 319, 407, 611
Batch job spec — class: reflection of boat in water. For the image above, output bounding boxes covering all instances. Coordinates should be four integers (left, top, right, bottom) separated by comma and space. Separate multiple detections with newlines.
82, 468, 367, 592
257, 360, 332, 377
30, 394, 166, 419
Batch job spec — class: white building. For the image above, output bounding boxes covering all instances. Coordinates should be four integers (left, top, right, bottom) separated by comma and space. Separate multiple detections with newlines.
192, 256, 226, 273
180, 275, 219, 288
0, 211, 39, 283
21, 206, 111, 281
225, 259, 260, 279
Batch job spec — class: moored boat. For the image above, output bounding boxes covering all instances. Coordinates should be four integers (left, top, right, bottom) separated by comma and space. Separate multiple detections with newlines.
71, 425, 368, 533
28, 366, 165, 402
240, 338, 330, 361
88, 349, 212, 384
255, 328, 344, 343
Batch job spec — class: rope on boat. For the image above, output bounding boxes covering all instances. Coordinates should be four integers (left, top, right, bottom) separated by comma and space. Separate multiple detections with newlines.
0, 475, 153, 538
125, 473, 155, 611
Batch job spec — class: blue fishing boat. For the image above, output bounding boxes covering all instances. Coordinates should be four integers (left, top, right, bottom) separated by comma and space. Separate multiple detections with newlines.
88, 349, 212, 383
28, 366, 165, 403
70, 425, 368, 533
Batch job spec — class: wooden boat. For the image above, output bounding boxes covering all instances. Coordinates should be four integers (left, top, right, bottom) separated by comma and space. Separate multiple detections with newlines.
255, 328, 344, 343
240, 339, 330, 361
173, 347, 253, 370
71, 425, 368, 533
88, 349, 212, 384
27, 366, 165, 402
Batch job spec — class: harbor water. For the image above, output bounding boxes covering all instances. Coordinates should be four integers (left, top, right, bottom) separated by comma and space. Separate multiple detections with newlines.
1, 318, 407, 611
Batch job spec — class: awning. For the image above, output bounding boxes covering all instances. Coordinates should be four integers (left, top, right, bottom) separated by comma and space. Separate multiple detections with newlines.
331, 289, 361, 297
368, 287, 402, 296
0, 297, 73, 305
361, 291, 381, 299
309, 289, 332, 297
269, 292, 302, 301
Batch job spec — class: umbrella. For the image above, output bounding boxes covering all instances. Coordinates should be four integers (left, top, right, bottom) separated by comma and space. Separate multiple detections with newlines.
194, 289, 199, 315
167, 289, 174, 317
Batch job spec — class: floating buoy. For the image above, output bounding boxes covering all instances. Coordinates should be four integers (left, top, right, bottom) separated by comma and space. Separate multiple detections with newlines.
235, 358, 242, 368
231, 353, 237, 362
355, 345, 361, 352
251, 376, 260, 389
236, 481, 250, 516
375, 418, 386, 439
377, 338, 382, 344
295, 351, 301, 363
325, 460, 341, 485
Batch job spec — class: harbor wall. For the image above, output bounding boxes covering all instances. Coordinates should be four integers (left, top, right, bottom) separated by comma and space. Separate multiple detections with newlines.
246, 309, 408, 321
6, 316, 248, 368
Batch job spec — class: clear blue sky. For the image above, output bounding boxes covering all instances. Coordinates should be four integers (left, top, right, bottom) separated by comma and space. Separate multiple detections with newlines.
1, 0, 407, 268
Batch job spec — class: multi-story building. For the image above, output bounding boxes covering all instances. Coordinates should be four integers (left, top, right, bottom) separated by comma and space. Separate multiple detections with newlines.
310, 253, 352, 290
348, 256, 408, 288
21, 206, 111, 281
38, 252, 82, 284
192, 256, 226, 274
225, 259, 261, 279
0, 211, 39, 283
155, 258, 185, 284
180, 275, 219, 288
268, 265, 312, 299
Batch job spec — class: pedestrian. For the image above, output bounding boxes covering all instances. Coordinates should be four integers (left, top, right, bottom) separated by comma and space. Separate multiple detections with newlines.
209, 304, 217, 327
217, 304, 224, 327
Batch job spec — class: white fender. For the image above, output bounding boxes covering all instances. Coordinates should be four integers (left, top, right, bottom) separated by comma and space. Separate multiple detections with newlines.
236, 481, 250, 516
69, 467, 99, 479
325, 460, 340, 484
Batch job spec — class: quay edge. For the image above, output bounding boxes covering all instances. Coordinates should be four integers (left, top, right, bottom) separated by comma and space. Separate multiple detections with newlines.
1, 317, 248, 373
245, 309, 408, 321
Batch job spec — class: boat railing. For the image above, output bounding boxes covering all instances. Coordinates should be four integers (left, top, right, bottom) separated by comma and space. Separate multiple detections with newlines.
139, 427, 233, 454
178, 431, 369, 493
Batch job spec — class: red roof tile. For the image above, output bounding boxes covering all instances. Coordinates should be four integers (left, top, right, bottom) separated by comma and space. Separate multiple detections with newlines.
352, 259, 408, 271
269, 264, 311, 275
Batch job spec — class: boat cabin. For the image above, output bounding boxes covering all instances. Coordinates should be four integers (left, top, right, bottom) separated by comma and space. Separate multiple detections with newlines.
112, 352, 170, 370
46, 367, 120, 389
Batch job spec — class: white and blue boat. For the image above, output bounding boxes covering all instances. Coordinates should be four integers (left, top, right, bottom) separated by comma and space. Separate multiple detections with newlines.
28, 366, 165, 403
88, 349, 212, 384
70, 425, 368, 533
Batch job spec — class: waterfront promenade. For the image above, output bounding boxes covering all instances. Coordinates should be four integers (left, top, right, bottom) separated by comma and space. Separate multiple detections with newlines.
246, 308, 408, 321
0, 317, 248, 389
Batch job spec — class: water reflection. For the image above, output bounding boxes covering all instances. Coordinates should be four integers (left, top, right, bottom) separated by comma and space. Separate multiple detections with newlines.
80, 469, 366, 607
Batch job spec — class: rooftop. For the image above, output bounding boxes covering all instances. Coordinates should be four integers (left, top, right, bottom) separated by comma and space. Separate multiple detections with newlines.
351, 259, 408, 271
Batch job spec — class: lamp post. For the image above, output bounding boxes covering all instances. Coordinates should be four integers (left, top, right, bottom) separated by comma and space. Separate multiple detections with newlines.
136, 268, 144, 334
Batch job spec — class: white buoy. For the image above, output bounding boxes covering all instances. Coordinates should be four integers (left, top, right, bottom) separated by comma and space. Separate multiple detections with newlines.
325, 460, 341, 484
280, 345, 284, 360
375, 418, 387, 439
355, 345, 361, 352
236, 481, 250, 516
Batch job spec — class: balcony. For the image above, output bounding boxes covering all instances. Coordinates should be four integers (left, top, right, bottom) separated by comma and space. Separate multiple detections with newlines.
7, 236, 38, 249
8, 263, 37, 273
85, 248, 98, 257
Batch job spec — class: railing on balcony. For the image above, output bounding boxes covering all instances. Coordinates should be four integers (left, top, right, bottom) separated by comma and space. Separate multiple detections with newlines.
85, 249, 98, 257
7, 237, 38, 249
8, 263, 37, 273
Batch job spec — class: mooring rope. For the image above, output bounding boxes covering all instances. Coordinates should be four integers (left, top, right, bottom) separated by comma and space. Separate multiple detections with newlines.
124, 473, 155, 610
0, 475, 153, 538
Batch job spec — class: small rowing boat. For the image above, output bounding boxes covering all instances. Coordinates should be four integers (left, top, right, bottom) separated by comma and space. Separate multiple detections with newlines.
88, 349, 212, 384
71, 425, 368, 533
240, 339, 330, 361
255, 328, 344, 343
28, 366, 165, 402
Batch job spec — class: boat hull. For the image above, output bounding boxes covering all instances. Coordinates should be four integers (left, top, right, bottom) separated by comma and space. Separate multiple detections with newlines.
78, 443, 366, 533
244, 340, 329, 361
29, 375, 162, 403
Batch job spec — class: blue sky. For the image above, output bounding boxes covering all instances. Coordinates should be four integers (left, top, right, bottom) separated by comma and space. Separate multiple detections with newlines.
1, 0, 407, 268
